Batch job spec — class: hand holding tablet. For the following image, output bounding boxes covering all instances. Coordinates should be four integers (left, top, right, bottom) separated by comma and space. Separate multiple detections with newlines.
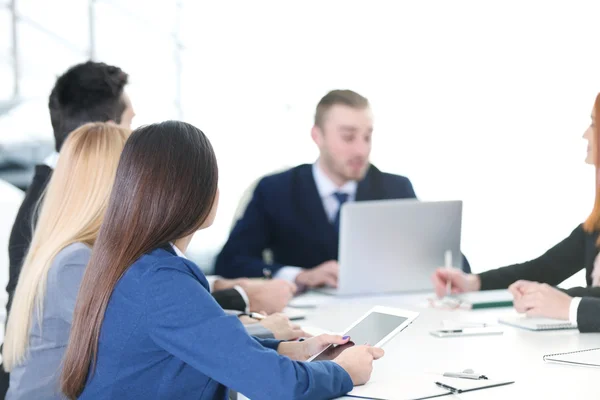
307, 306, 419, 362
301, 306, 418, 386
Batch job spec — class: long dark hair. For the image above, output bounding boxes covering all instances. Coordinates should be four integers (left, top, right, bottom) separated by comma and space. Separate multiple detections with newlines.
60, 121, 218, 398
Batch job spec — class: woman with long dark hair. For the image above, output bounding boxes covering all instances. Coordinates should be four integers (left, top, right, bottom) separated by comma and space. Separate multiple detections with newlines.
61, 121, 383, 399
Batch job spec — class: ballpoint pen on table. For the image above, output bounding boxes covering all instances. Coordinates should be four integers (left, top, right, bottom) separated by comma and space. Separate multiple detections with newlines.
436, 383, 464, 400
436, 381, 460, 393
240, 312, 267, 320
443, 371, 488, 380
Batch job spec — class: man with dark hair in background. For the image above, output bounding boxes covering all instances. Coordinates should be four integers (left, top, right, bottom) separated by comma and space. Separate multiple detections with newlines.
1, 61, 134, 397
2, 62, 297, 397
7, 61, 135, 316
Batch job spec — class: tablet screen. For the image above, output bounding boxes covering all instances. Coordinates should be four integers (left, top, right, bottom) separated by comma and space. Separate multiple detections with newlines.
311, 312, 408, 361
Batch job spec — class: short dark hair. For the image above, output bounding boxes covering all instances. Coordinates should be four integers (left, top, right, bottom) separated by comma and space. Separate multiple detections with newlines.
314, 89, 369, 128
48, 61, 129, 151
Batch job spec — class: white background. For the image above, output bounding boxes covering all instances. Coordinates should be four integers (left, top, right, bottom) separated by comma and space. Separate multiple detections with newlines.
2, 1, 600, 283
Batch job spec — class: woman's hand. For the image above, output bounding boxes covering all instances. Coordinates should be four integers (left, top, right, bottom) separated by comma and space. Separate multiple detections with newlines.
278, 334, 350, 361
509, 280, 572, 320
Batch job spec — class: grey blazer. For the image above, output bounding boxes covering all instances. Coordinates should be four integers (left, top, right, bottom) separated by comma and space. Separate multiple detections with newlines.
7, 242, 90, 400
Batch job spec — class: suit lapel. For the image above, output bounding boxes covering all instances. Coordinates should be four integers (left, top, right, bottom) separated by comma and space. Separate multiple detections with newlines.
356, 164, 384, 201
291, 165, 338, 258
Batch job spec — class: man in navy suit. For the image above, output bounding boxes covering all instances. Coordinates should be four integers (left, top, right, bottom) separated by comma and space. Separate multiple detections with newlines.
215, 89, 469, 288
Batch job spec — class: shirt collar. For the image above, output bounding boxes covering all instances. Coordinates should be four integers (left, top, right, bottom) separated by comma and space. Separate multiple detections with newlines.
44, 152, 59, 169
170, 242, 188, 259
312, 161, 358, 199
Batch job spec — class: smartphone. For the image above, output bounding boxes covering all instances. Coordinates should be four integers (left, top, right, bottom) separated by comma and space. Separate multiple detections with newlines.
430, 327, 504, 338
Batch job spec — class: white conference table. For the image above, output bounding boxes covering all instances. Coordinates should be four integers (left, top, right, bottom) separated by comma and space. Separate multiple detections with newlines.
290, 290, 600, 400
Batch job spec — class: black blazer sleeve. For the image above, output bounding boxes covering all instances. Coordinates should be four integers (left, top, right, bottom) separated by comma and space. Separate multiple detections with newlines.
577, 297, 600, 333
478, 225, 586, 290
564, 286, 600, 298
211, 288, 247, 312
7, 166, 51, 314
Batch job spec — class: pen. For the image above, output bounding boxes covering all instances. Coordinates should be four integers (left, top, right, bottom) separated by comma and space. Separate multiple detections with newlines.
445, 250, 453, 296
250, 312, 267, 320
240, 312, 267, 320
443, 372, 488, 380
435, 381, 460, 393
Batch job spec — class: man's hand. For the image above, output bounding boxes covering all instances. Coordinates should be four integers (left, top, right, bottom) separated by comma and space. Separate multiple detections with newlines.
238, 279, 297, 314
296, 260, 339, 288
509, 280, 572, 320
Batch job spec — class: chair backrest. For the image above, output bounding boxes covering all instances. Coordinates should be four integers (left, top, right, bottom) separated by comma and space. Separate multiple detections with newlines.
230, 166, 290, 230
0, 179, 25, 341
230, 167, 290, 265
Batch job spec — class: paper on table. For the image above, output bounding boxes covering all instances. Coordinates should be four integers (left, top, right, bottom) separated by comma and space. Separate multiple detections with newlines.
282, 307, 307, 320
348, 374, 450, 400
435, 376, 514, 392
544, 347, 600, 367
348, 373, 514, 400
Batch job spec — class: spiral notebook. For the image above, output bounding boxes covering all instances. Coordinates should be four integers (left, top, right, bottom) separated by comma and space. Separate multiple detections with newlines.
543, 347, 600, 368
498, 316, 577, 331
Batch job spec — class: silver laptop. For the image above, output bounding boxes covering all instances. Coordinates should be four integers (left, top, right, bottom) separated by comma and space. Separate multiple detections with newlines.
319, 199, 463, 296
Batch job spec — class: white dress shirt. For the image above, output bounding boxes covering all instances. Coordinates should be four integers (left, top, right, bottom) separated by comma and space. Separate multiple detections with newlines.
170, 243, 250, 312
274, 161, 358, 282
44, 151, 59, 169
569, 297, 582, 325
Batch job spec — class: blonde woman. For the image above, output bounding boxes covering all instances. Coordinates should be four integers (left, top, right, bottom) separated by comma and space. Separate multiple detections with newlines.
3, 123, 130, 399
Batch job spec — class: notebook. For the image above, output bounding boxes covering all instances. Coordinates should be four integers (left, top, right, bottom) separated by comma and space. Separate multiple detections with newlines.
453, 289, 514, 309
498, 316, 577, 331
429, 290, 513, 310
543, 347, 600, 368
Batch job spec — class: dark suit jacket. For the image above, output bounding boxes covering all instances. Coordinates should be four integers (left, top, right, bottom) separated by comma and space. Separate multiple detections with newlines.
577, 297, 600, 332
478, 224, 600, 298
7, 165, 52, 314
215, 163, 471, 278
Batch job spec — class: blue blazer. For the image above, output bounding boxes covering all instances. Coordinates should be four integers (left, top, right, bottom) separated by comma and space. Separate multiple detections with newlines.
215, 164, 470, 278
80, 246, 352, 400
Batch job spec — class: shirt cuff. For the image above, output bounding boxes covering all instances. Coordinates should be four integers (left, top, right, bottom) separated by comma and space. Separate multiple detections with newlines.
205, 275, 223, 293
233, 285, 250, 313
569, 297, 582, 325
274, 266, 303, 283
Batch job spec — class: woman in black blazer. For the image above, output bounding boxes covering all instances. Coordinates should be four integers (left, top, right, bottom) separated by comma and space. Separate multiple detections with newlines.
432, 93, 600, 331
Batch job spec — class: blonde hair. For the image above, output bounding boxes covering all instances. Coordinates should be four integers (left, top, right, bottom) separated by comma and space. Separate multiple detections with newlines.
3, 123, 130, 371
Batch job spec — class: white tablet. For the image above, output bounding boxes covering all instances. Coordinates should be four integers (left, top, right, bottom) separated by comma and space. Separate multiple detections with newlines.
307, 306, 419, 361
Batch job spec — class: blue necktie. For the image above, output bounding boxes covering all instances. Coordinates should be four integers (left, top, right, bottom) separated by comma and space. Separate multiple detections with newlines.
332, 192, 349, 232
